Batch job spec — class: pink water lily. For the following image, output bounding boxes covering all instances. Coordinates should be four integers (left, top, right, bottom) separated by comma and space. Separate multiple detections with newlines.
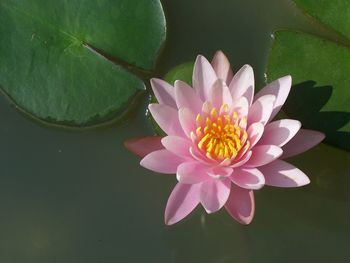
125, 51, 325, 225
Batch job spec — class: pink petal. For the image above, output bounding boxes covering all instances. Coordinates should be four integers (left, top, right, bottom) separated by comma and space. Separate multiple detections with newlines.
259, 159, 310, 187
165, 183, 201, 225
229, 65, 254, 105
149, 104, 185, 136
209, 79, 233, 110
259, 119, 301, 147
140, 149, 184, 174
247, 122, 264, 148
200, 178, 231, 213
231, 150, 252, 168
224, 184, 255, 225
211, 50, 233, 84
176, 162, 210, 184
232, 96, 249, 117
174, 80, 203, 114
281, 129, 325, 159
230, 168, 265, 190
161, 136, 192, 158
193, 55, 218, 101
124, 136, 163, 158
150, 78, 176, 108
178, 108, 196, 137
244, 145, 283, 167
254, 75, 291, 122
207, 166, 233, 179
248, 94, 276, 125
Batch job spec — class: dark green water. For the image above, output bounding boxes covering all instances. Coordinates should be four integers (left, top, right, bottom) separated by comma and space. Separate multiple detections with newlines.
0, 0, 349, 262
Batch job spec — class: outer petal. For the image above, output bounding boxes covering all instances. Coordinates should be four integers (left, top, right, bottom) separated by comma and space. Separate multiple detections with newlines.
124, 136, 163, 158
259, 160, 310, 187
247, 122, 264, 148
254, 75, 291, 122
281, 129, 325, 159
231, 97, 249, 117
150, 78, 177, 108
230, 168, 265, 190
178, 108, 196, 137
140, 149, 184, 174
209, 79, 233, 110
244, 145, 283, 167
200, 178, 231, 213
165, 183, 201, 225
224, 184, 255, 225
149, 104, 185, 136
247, 95, 276, 125
207, 166, 233, 179
177, 162, 210, 184
258, 119, 301, 147
229, 65, 254, 105
193, 55, 218, 101
174, 80, 203, 114
161, 136, 192, 158
211, 50, 233, 84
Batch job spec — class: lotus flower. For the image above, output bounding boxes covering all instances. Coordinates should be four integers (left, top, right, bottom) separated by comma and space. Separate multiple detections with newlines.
125, 51, 325, 225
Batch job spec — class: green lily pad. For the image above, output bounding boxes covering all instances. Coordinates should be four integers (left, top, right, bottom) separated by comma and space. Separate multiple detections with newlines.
267, 31, 350, 151
0, 0, 166, 127
164, 62, 194, 85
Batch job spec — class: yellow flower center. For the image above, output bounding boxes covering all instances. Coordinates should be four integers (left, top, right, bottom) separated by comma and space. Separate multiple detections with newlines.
195, 105, 248, 161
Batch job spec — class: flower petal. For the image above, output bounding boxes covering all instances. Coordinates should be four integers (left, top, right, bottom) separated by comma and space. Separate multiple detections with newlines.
178, 108, 196, 137
281, 129, 325, 159
177, 162, 210, 184
211, 50, 233, 84
230, 168, 265, 190
124, 136, 163, 158
149, 104, 185, 136
247, 122, 264, 148
248, 94, 276, 125
254, 75, 291, 122
193, 55, 218, 101
161, 136, 192, 158
229, 65, 254, 105
232, 96, 249, 117
174, 80, 203, 114
224, 184, 255, 225
258, 119, 301, 147
259, 159, 310, 187
207, 166, 233, 179
209, 79, 233, 110
200, 178, 231, 213
231, 150, 252, 168
140, 149, 184, 174
150, 78, 176, 108
244, 145, 283, 167
165, 183, 201, 225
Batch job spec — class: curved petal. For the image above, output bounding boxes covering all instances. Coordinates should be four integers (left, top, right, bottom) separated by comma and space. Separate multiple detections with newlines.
244, 145, 283, 167
281, 129, 325, 159
230, 168, 265, 190
211, 50, 233, 84
229, 65, 254, 105
258, 119, 301, 147
140, 149, 184, 174
165, 183, 201, 225
209, 79, 233, 110
174, 80, 203, 114
178, 108, 196, 137
231, 150, 252, 168
149, 104, 185, 136
150, 78, 176, 108
207, 166, 233, 179
248, 94, 276, 125
193, 55, 218, 101
200, 178, 231, 213
177, 162, 210, 184
232, 96, 249, 117
259, 160, 310, 187
254, 75, 291, 122
124, 136, 163, 158
247, 122, 264, 148
224, 184, 255, 225
161, 136, 192, 158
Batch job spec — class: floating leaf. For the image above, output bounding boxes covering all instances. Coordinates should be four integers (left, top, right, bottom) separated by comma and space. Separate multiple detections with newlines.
164, 62, 194, 85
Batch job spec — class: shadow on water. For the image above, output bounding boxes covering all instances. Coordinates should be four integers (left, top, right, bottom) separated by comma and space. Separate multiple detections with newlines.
284, 81, 350, 151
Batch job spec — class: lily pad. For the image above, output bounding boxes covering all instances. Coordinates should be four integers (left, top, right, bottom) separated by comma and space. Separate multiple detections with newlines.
0, 0, 166, 127
267, 31, 350, 151
164, 62, 194, 85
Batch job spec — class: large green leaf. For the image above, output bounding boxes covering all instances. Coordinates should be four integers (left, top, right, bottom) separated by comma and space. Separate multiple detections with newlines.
293, 0, 350, 40
267, 31, 350, 151
0, 0, 166, 127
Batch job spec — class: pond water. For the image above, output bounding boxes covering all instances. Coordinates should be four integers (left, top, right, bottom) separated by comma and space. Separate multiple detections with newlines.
0, 0, 349, 262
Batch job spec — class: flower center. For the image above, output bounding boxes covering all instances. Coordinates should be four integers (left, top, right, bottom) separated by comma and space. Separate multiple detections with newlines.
195, 105, 248, 161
